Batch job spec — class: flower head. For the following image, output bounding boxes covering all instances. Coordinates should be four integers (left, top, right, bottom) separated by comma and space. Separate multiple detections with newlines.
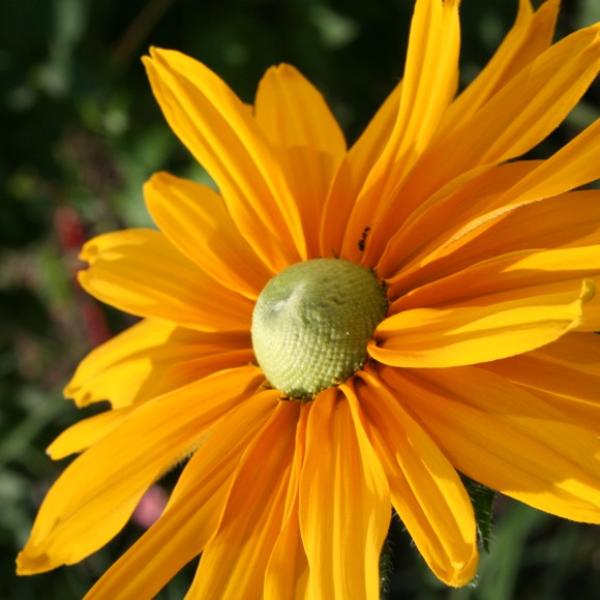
17, 0, 600, 597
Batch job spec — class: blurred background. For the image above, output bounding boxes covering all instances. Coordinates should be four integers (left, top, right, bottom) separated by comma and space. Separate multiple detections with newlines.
1, 0, 599, 598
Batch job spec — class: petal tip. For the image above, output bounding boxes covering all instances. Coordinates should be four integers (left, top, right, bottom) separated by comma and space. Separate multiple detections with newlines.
45, 444, 60, 460
444, 550, 480, 588
78, 238, 99, 264
16, 547, 56, 576
518, 0, 534, 18
274, 62, 299, 76
76, 269, 90, 290
144, 170, 170, 191
147, 46, 163, 59
140, 54, 153, 70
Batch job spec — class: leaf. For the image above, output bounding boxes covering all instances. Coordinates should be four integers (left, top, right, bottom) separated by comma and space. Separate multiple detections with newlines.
379, 533, 394, 600
462, 475, 496, 553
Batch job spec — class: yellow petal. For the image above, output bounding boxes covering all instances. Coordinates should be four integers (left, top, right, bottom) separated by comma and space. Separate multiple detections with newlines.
144, 172, 273, 299
255, 64, 345, 258
143, 49, 305, 269
299, 388, 390, 600
255, 63, 345, 160
439, 0, 559, 136
342, 0, 461, 265
383, 0, 460, 157
64, 318, 252, 408
319, 81, 402, 258
263, 504, 308, 600
417, 119, 600, 273
478, 27, 600, 164
383, 366, 600, 523
578, 277, 600, 331
460, 190, 600, 256
390, 246, 600, 311
491, 116, 600, 208
16, 366, 263, 574
384, 187, 600, 296
187, 401, 299, 600
351, 371, 478, 587
378, 159, 539, 279
78, 229, 253, 332
281, 145, 343, 259
84, 390, 279, 600
46, 409, 131, 459
370, 280, 594, 368
395, 22, 600, 217
532, 332, 600, 377
481, 333, 600, 428
264, 405, 310, 600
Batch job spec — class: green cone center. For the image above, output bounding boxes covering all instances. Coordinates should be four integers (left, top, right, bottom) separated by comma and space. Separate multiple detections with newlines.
251, 258, 388, 399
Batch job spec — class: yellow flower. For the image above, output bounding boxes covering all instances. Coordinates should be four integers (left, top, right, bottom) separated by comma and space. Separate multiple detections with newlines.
17, 0, 600, 597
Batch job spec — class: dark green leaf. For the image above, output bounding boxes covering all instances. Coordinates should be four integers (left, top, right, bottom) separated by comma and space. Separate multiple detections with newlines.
462, 475, 496, 553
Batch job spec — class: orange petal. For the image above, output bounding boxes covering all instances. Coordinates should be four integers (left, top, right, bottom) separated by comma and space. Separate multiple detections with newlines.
481, 333, 600, 428
255, 63, 345, 158
78, 229, 253, 332
263, 504, 308, 600
578, 277, 600, 331
371, 280, 594, 368
186, 401, 299, 599
319, 81, 402, 258
455, 189, 600, 257
299, 388, 390, 600
384, 187, 600, 297
264, 405, 310, 600
491, 116, 600, 207
390, 246, 600, 311
382, 366, 600, 523
342, 0, 461, 265
144, 172, 273, 299
439, 0, 559, 136
377, 160, 539, 279
394, 22, 600, 220
84, 390, 279, 600
46, 409, 132, 459
350, 372, 478, 587
143, 49, 305, 269
321, 0, 558, 263
418, 119, 600, 273
255, 64, 345, 258
16, 366, 263, 574
64, 318, 252, 408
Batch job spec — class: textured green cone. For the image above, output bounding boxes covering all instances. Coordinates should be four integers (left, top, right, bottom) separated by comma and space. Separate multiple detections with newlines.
251, 258, 388, 399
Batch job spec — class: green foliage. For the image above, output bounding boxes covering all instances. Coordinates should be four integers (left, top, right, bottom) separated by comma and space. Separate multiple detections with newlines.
463, 477, 496, 554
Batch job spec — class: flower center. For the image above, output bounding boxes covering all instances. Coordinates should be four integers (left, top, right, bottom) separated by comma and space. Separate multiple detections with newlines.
251, 258, 388, 400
